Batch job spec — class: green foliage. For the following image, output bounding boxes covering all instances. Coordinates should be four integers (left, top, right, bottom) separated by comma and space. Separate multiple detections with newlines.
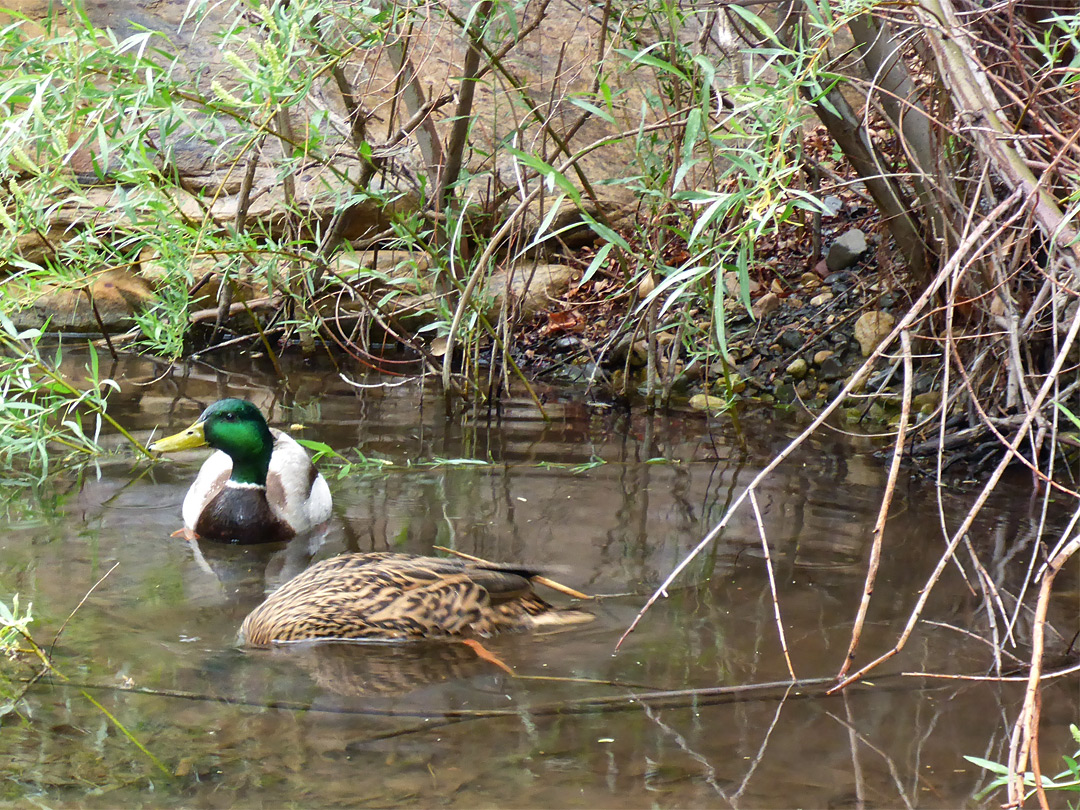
612, 8, 828, 377
0, 594, 32, 657
965, 724, 1080, 803
296, 438, 496, 478
0, 594, 33, 720
0, 314, 129, 479
0, 0, 843, 405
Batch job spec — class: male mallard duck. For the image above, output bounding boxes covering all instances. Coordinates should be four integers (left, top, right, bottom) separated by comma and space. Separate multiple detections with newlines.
149, 398, 332, 544
239, 552, 593, 646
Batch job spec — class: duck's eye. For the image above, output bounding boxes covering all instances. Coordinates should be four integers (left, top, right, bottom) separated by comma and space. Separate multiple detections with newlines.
223, 413, 236, 422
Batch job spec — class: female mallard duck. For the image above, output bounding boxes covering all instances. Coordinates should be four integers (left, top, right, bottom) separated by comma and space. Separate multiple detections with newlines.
239, 552, 593, 646
150, 398, 332, 544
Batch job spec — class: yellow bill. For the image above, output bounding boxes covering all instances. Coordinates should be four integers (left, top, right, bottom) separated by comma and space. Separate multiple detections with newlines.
149, 421, 207, 452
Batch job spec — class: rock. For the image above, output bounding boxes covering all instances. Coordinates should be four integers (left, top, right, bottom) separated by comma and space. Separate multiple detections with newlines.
770, 279, 785, 295
753, 292, 780, 319
774, 382, 796, 403
819, 355, 846, 381
854, 310, 896, 356
813, 350, 834, 366
486, 263, 575, 319
138, 249, 267, 309
799, 272, 822, 289
913, 391, 941, 414
826, 229, 868, 271
786, 358, 808, 379
795, 380, 811, 399
810, 292, 834, 307
823, 195, 843, 216
340, 249, 432, 276
8, 226, 70, 268
6, 269, 156, 333
689, 394, 729, 413
779, 330, 803, 351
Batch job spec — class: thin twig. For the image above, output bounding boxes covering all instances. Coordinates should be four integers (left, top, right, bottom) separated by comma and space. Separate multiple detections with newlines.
837, 329, 913, 678
748, 490, 795, 680
1007, 533, 1080, 807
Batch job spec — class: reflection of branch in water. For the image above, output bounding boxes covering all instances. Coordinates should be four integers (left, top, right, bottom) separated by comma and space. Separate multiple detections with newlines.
41, 672, 930, 746
823, 697, 916, 810
639, 699, 729, 801
731, 683, 793, 802
919, 620, 1027, 667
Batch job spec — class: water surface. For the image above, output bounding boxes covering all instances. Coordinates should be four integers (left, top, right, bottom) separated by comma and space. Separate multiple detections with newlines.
1, 352, 1076, 808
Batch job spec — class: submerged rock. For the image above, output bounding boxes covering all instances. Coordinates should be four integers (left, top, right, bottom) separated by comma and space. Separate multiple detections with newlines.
689, 394, 729, 413
818, 355, 846, 381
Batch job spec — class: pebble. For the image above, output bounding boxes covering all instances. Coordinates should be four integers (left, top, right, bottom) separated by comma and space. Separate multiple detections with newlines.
913, 391, 941, 413
826, 229, 868, 272
854, 310, 896, 356
689, 394, 729, 413
779, 330, 803, 351
753, 292, 781, 319
786, 358, 808, 379
810, 292, 834, 307
813, 350, 834, 366
819, 356, 846, 381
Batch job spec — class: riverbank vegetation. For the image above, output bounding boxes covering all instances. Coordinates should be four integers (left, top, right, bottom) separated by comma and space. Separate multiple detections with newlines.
2, 0, 1079, 803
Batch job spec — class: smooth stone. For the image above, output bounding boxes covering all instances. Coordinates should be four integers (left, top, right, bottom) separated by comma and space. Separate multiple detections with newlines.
813, 350, 834, 366
810, 292, 834, 307
689, 394, 729, 413
774, 382, 796, 403
786, 358, 808, 379
779, 330, 803, 351
854, 310, 896, 356
753, 292, 781, 319
826, 228, 868, 272
819, 356, 846, 382
913, 391, 942, 413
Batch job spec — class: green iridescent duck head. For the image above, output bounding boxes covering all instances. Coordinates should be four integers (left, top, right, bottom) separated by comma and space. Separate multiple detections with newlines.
150, 398, 274, 485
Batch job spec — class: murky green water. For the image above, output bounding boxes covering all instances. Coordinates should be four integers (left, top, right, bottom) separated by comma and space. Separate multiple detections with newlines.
0, 352, 1076, 808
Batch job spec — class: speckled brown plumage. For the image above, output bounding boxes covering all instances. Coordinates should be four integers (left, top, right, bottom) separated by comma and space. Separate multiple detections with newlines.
239, 552, 594, 646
